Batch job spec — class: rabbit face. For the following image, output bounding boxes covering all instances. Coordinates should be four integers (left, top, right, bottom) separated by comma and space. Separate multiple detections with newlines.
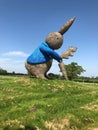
45, 32, 63, 49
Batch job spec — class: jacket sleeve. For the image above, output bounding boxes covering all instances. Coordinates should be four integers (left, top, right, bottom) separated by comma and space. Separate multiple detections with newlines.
39, 44, 62, 62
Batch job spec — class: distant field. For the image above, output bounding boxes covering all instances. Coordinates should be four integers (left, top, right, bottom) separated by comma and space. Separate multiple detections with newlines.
0, 75, 98, 130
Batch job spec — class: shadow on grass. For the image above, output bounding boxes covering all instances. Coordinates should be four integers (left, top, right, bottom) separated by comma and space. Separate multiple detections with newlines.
3, 125, 37, 130
25, 125, 37, 130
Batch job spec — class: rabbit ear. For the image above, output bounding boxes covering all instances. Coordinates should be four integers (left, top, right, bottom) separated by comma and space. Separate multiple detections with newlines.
58, 17, 76, 35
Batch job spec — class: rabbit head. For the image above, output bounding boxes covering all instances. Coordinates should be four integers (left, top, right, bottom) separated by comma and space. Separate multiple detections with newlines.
45, 17, 75, 50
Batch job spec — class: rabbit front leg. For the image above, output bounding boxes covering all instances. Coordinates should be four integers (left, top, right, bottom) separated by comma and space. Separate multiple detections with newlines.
58, 61, 68, 80
58, 47, 77, 80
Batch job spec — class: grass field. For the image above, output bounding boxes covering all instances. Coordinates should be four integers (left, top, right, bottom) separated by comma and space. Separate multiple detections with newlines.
0, 75, 98, 130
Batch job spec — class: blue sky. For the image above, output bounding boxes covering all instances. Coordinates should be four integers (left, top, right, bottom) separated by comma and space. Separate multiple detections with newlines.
0, 0, 98, 77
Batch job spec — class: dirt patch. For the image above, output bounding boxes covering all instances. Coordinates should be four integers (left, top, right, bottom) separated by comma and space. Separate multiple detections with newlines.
81, 101, 98, 111
45, 118, 70, 130
88, 128, 98, 130
14, 77, 36, 86
14, 77, 30, 83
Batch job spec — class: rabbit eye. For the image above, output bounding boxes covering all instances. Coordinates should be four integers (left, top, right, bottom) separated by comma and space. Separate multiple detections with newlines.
56, 37, 59, 40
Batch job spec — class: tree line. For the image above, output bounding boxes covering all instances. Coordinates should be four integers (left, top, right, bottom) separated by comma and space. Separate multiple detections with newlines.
0, 67, 25, 76
0, 62, 98, 83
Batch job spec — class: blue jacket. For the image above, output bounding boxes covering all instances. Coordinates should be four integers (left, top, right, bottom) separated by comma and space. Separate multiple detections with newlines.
27, 42, 62, 64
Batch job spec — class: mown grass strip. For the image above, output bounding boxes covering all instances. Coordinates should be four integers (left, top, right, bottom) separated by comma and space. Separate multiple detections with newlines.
0, 76, 98, 130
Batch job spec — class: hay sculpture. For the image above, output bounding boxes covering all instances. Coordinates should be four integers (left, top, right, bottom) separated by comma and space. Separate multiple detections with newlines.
25, 17, 77, 79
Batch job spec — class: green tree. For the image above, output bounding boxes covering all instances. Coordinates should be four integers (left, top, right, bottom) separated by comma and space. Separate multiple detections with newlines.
65, 62, 85, 80
0, 67, 7, 75
12, 71, 15, 75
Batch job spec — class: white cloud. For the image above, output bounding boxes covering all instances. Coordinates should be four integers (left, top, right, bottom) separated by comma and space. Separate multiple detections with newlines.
3, 51, 29, 57
0, 51, 28, 73
0, 58, 12, 62
0, 58, 26, 73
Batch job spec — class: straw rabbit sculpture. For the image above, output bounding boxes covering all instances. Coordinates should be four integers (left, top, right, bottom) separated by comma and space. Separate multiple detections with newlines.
25, 17, 77, 79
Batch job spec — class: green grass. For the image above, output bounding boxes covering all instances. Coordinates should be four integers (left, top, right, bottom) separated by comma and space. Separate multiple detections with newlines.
0, 75, 98, 130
